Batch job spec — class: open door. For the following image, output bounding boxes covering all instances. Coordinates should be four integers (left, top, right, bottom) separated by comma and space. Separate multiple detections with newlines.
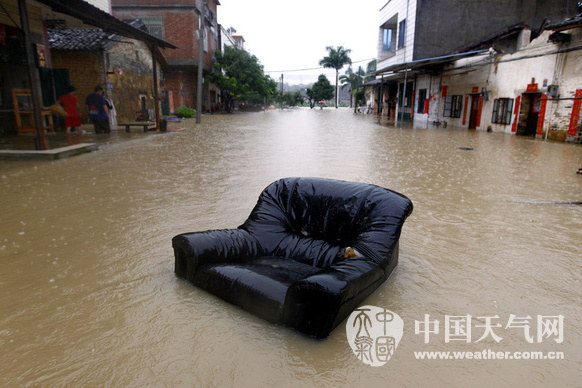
468, 95, 482, 129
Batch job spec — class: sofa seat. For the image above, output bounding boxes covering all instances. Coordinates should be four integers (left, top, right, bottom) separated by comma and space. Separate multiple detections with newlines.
173, 177, 413, 338
193, 256, 321, 323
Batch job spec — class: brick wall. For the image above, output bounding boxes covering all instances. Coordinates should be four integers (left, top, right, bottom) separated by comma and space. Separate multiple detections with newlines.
51, 50, 103, 123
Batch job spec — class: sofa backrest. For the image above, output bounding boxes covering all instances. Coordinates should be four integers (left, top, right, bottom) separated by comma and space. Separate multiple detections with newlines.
240, 177, 413, 269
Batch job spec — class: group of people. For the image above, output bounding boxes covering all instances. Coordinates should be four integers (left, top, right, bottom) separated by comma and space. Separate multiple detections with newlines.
57, 85, 113, 134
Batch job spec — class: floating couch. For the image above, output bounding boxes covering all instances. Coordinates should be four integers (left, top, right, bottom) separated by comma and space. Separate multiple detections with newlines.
173, 177, 413, 338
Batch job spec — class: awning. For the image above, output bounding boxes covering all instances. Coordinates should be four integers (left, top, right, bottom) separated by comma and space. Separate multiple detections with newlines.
34, 0, 177, 49
374, 49, 489, 75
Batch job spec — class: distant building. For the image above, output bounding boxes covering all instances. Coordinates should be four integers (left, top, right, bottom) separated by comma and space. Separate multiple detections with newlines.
370, 9, 582, 143
371, 0, 579, 138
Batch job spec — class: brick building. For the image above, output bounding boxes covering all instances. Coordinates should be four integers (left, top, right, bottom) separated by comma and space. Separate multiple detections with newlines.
111, 0, 221, 112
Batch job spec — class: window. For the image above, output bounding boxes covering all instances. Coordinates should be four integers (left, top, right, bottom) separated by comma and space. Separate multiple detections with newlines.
142, 17, 165, 40
398, 19, 406, 48
417, 89, 427, 114
383, 28, 393, 51
443, 95, 462, 118
492, 98, 514, 124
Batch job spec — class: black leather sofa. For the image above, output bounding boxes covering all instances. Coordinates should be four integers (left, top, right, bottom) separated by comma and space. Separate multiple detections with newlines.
173, 177, 413, 338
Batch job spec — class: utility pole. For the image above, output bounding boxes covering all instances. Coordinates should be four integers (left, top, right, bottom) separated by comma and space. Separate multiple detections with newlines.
196, 0, 205, 124
280, 74, 283, 110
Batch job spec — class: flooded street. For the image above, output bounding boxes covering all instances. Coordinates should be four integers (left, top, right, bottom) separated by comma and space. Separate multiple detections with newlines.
1, 108, 581, 387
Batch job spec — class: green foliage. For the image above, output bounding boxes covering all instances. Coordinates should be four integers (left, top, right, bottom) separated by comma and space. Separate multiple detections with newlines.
209, 46, 277, 112
306, 75, 334, 109
319, 46, 352, 108
175, 106, 196, 118
340, 66, 366, 108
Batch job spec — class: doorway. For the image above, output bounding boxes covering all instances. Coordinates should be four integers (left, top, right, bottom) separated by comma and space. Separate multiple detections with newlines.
468, 95, 482, 129
516, 93, 541, 136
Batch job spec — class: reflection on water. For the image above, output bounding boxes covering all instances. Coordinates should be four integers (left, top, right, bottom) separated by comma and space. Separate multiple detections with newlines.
1, 108, 581, 386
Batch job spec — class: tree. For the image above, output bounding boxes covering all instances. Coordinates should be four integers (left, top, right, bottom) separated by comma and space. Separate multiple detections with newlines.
284, 91, 304, 108
319, 46, 352, 108
306, 74, 334, 109
339, 66, 366, 110
364, 59, 377, 83
209, 46, 277, 112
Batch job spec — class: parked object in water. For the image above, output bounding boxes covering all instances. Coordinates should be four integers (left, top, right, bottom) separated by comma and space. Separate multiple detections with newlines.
173, 177, 413, 338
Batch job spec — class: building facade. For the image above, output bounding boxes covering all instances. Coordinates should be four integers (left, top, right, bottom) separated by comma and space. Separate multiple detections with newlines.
111, 0, 221, 112
371, 0, 581, 142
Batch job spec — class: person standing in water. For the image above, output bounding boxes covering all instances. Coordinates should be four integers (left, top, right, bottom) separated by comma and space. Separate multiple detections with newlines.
57, 85, 82, 133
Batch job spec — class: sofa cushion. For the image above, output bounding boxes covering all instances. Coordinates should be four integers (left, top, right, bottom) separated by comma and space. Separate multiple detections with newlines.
192, 256, 321, 323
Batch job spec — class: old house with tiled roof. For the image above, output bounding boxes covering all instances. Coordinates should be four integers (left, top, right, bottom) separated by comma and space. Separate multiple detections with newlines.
48, 19, 169, 124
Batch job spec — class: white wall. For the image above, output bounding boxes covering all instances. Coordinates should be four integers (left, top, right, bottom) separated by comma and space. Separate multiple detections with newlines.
377, 0, 416, 70
84, 0, 111, 14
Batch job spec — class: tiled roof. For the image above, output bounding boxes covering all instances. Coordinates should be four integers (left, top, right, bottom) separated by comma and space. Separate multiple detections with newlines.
47, 28, 115, 51
546, 13, 582, 31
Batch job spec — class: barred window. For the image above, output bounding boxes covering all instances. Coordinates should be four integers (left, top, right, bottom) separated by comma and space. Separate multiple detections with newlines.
492, 98, 514, 125
443, 95, 462, 118
141, 17, 165, 40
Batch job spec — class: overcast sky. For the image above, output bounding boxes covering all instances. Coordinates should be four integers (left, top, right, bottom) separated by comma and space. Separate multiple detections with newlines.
218, 0, 385, 85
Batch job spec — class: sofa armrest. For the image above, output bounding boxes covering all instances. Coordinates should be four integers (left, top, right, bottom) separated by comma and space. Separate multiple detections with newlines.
173, 229, 260, 281
283, 256, 387, 338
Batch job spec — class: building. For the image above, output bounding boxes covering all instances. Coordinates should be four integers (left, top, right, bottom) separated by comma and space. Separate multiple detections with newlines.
0, 0, 174, 149
48, 20, 169, 124
373, 0, 578, 122
111, 0, 221, 112
371, 10, 582, 143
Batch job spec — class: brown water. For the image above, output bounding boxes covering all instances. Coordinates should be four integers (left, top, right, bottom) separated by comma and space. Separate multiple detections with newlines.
1, 108, 581, 387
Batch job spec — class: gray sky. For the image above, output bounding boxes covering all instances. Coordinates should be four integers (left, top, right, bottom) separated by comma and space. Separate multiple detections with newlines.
219, 0, 385, 85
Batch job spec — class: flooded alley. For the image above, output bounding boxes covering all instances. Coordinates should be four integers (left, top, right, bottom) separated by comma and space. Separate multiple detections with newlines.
1, 108, 581, 387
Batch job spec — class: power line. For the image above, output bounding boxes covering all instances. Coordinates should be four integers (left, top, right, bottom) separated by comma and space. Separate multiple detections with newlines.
264, 58, 375, 73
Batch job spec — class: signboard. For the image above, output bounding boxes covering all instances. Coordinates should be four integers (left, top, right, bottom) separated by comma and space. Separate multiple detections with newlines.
35, 44, 47, 68
568, 89, 582, 136
511, 95, 521, 133
168, 90, 175, 114
526, 83, 538, 92
536, 94, 548, 136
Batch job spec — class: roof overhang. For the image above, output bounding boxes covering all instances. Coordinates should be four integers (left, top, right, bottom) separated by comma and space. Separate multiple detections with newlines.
33, 0, 177, 49
374, 50, 489, 75
546, 14, 582, 32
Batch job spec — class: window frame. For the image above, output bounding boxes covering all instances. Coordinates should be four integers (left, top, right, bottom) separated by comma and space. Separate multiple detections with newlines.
398, 19, 406, 49
383, 28, 393, 51
443, 95, 462, 118
492, 98, 514, 125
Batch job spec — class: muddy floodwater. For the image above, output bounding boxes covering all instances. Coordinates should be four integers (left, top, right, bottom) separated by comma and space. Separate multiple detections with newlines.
1, 108, 581, 387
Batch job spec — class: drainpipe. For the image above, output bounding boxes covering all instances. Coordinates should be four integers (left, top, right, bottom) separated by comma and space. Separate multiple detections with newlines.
17, 0, 47, 150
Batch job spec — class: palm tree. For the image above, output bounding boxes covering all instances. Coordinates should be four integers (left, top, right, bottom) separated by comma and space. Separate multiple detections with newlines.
340, 66, 366, 111
319, 46, 352, 108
